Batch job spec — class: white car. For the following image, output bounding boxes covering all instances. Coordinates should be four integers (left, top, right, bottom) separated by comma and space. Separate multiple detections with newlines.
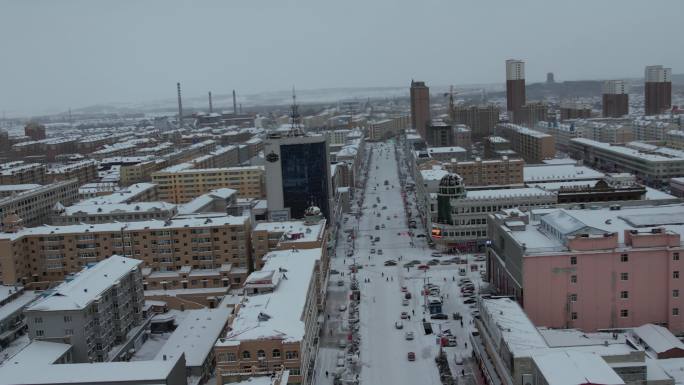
339, 304, 347, 312
405, 331, 414, 340
402, 299, 409, 306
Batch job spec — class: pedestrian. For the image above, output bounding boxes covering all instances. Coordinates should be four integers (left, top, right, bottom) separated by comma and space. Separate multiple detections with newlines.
446, 294, 449, 299
326, 371, 329, 377
465, 342, 468, 348
381, 272, 384, 277
391, 276, 393, 281
412, 309, 415, 315
408, 315, 411, 320
460, 320, 463, 327
452, 276, 455, 281
461, 369, 465, 376
386, 277, 389, 282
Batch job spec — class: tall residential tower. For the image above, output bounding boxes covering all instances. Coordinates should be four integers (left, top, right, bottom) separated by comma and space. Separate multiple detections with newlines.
410, 80, 431, 139
506, 59, 526, 115
602, 80, 629, 118
644, 65, 672, 116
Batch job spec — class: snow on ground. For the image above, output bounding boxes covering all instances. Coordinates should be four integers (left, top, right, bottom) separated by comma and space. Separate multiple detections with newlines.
314, 140, 488, 385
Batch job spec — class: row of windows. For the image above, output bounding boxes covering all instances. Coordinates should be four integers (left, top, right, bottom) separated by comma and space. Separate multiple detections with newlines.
570, 290, 680, 302
220, 349, 299, 361
571, 252, 680, 266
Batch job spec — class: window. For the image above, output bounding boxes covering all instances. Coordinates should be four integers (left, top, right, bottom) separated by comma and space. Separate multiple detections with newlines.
225, 353, 236, 362
620, 309, 629, 317
285, 351, 298, 359
570, 256, 577, 265
675, 253, 680, 261
620, 291, 629, 299
289, 368, 301, 376
620, 272, 629, 281
64, 316, 72, 323
620, 254, 629, 262
571, 312, 578, 320
257, 350, 266, 359
674, 308, 680, 316
675, 271, 680, 279
34, 317, 43, 324
674, 290, 680, 298
242, 351, 251, 359
570, 275, 577, 284
36, 330, 44, 336
65, 329, 74, 335
569, 294, 577, 302
272, 349, 281, 358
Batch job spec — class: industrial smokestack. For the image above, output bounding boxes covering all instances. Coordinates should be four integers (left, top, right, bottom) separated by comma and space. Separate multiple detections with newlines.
208, 91, 213, 114
232, 90, 237, 114
177, 82, 183, 127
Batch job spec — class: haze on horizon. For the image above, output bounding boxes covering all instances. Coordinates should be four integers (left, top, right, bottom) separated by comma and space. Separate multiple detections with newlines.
0, 0, 682, 117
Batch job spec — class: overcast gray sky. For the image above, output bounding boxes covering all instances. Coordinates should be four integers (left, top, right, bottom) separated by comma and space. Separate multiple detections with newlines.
1, 0, 682, 117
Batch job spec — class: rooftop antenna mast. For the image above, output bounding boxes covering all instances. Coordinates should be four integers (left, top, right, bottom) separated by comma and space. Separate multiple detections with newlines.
289, 86, 303, 136
232, 90, 237, 115
208, 92, 213, 114
444, 86, 457, 122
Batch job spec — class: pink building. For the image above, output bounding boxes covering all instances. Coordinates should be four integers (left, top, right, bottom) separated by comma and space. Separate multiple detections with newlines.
487, 204, 684, 333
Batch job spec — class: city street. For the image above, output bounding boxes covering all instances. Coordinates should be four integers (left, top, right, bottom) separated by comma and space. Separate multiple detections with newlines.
315, 139, 487, 385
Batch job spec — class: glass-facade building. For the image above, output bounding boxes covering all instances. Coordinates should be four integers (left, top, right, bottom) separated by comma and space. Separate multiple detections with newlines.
280, 141, 331, 219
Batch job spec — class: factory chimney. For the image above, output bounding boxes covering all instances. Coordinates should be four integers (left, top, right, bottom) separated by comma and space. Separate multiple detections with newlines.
208, 91, 213, 113
177, 82, 183, 128
232, 90, 237, 114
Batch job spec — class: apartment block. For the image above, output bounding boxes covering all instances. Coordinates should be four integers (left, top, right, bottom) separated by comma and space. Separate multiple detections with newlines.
560, 103, 592, 121
645, 65, 672, 116
536, 120, 633, 152
513, 102, 548, 127
24, 255, 145, 362
0, 215, 252, 288
632, 118, 677, 141
215, 248, 323, 385
251, 218, 328, 269
453, 105, 500, 140
0, 161, 47, 185
153, 165, 265, 203
506, 59, 526, 114
0, 179, 79, 229
47, 160, 98, 185
51, 201, 178, 225
443, 156, 524, 187
483, 136, 512, 158
453, 124, 471, 149
497, 123, 555, 163
487, 204, 684, 333
666, 130, 684, 150
410, 80, 430, 139
368, 115, 409, 141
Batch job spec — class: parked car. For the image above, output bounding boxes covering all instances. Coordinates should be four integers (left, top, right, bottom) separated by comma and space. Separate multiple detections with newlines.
384, 260, 397, 266
407, 352, 416, 361
402, 299, 409, 306
405, 332, 414, 340
416, 234, 426, 238
395, 321, 404, 329
401, 286, 408, 292
427, 259, 439, 266
338, 339, 347, 348
464, 298, 476, 304
431, 252, 442, 257
404, 292, 412, 299
381, 224, 386, 229
439, 260, 451, 265
337, 280, 344, 286
339, 304, 347, 312
430, 313, 448, 320
375, 225, 380, 230
378, 249, 383, 255
370, 249, 376, 254
401, 312, 409, 319
330, 269, 340, 275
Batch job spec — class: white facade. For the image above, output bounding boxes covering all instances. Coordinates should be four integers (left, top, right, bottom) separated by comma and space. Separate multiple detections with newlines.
645, 65, 672, 83
603, 80, 628, 94
506, 59, 525, 81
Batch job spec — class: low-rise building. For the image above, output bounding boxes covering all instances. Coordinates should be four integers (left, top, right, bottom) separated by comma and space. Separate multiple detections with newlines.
214, 248, 323, 385
251, 219, 328, 270
426, 146, 467, 161
568, 138, 684, 187
497, 123, 555, 163
46, 160, 98, 185
0, 215, 252, 288
24, 256, 145, 362
0, 161, 46, 185
487, 203, 684, 333
153, 165, 265, 203
0, 179, 79, 229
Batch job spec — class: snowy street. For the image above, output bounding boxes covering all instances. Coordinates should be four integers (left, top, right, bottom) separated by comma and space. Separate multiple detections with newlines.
314, 140, 487, 385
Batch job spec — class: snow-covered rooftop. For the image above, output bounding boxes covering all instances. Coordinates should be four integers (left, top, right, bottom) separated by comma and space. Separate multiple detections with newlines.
154, 304, 232, 367
480, 297, 548, 356
632, 324, 684, 355
217, 248, 322, 345
25, 256, 142, 312
532, 350, 625, 385
523, 163, 605, 182
572, 138, 684, 162
60, 201, 176, 216
254, 220, 325, 243
465, 187, 555, 200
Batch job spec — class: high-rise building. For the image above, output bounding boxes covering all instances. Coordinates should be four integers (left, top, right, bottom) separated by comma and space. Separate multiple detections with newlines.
264, 133, 332, 221
506, 59, 526, 114
426, 120, 454, 147
513, 102, 548, 127
24, 122, 46, 141
453, 105, 500, 140
410, 80, 431, 139
602, 80, 629, 117
644, 65, 672, 116
546, 72, 555, 83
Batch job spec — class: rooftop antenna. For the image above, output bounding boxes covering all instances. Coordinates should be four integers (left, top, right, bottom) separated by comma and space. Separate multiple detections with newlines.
208, 92, 213, 114
232, 90, 237, 115
289, 86, 303, 136
68, 108, 73, 128
443, 86, 457, 122
177, 82, 183, 128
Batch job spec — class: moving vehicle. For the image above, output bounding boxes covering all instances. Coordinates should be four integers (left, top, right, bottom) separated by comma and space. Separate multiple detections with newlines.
395, 321, 404, 329
339, 304, 347, 312
417, 264, 429, 271
400, 312, 409, 319
402, 299, 409, 306
384, 260, 397, 266
407, 352, 416, 361
401, 286, 408, 292
405, 331, 414, 340
337, 280, 344, 286
378, 249, 383, 255
330, 269, 340, 275
430, 313, 448, 320
404, 292, 412, 299
338, 339, 347, 348
431, 252, 442, 257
